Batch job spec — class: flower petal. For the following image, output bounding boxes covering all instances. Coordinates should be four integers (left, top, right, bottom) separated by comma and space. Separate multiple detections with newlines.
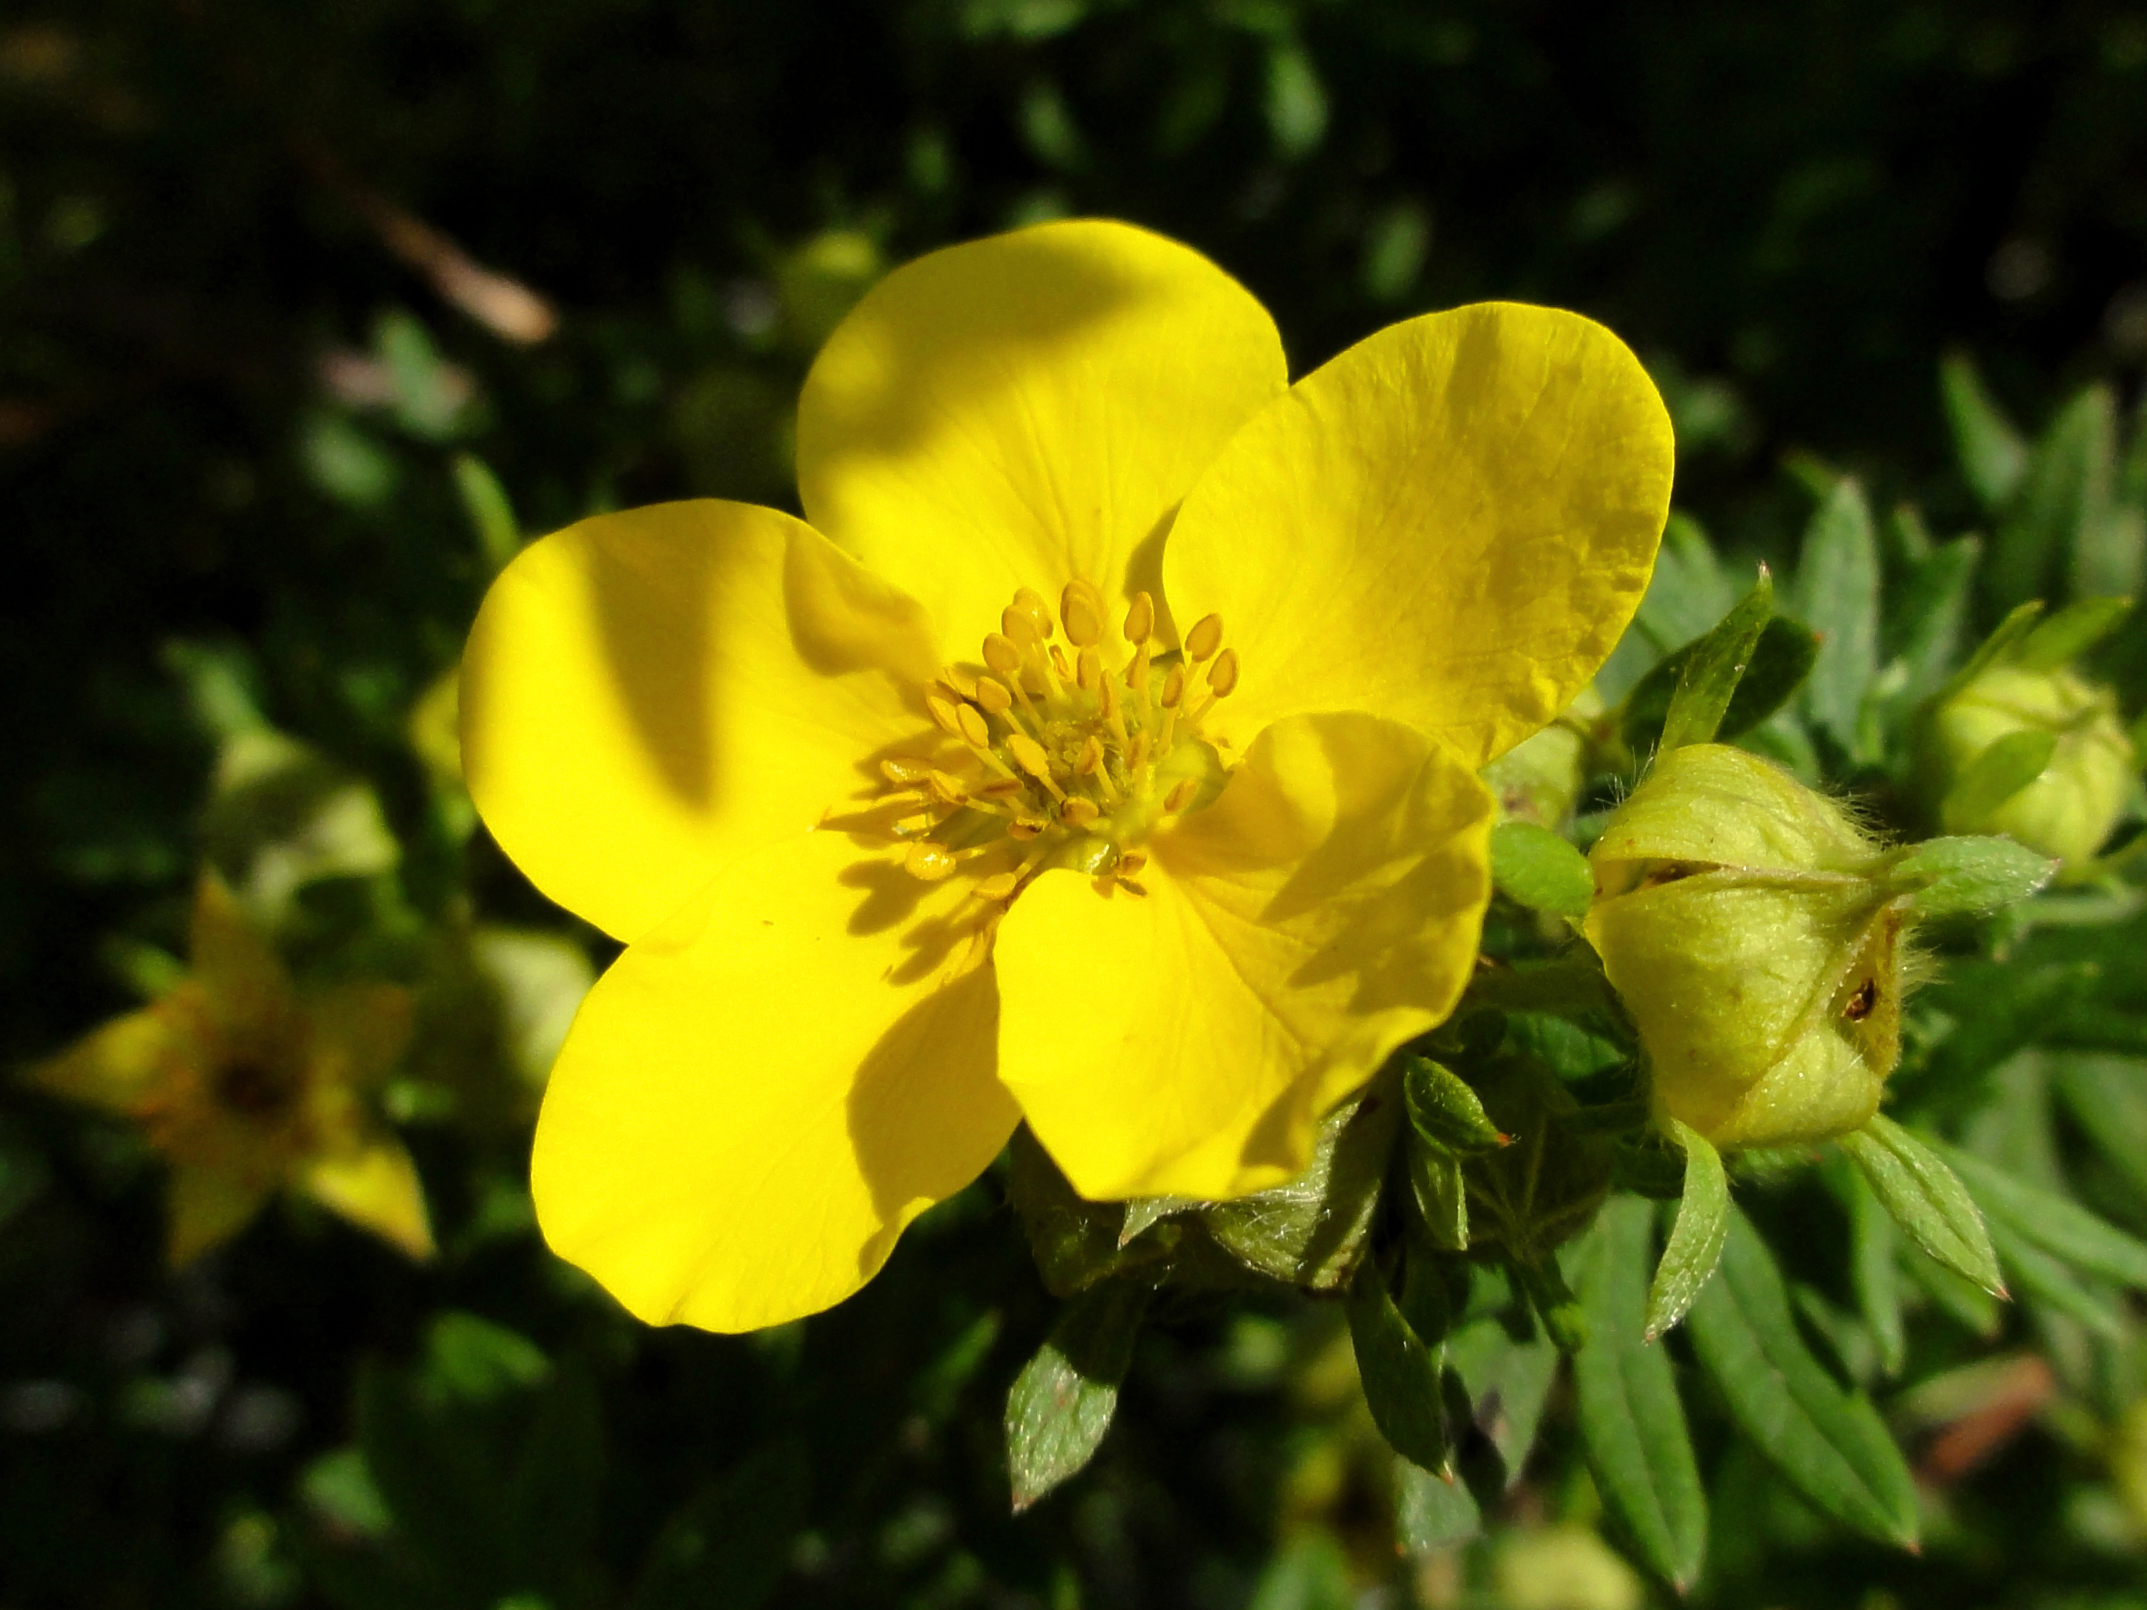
190, 873, 297, 1036
1164, 302, 1674, 766
994, 712, 1494, 1201
306, 983, 414, 1089
531, 828, 1016, 1332
299, 1136, 436, 1259
167, 1165, 271, 1266
34, 1008, 175, 1114
462, 500, 943, 941
796, 219, 1287, 657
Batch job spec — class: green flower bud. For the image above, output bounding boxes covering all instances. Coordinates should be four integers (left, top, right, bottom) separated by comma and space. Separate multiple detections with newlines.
1480, 688, 1605, 828
1583, 745, 1908, 1152
1923, 662, 2135, 872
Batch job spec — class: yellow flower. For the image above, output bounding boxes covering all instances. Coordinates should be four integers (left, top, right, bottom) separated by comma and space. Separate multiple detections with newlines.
461, 220, 1673, 1332
33, 875, 433, 1265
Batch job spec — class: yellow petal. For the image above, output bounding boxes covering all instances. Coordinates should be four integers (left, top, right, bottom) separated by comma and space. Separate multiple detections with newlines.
305, 983, 415, 1089
189, 872, 297, 1036
796, 219, 1287, 658
462, 500, 943, 942
531, 828, 1017, 1332
994, 712, 1495, 1201
33, 1008, 175, 1114
1164, 303, 1674, 766
167, 1164, 271, 1266
299, 1137, 435, 1259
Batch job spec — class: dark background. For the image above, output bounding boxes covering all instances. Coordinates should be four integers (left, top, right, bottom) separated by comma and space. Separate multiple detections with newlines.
2, 3, 2145, 1606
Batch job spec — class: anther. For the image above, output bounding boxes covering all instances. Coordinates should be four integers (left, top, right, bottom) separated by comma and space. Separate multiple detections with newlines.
1185, 613, 1224, 662
975, 872, 1019, 902
1160, 665, 1186, 709
926, 694, 963, 734
1076, 735, 1104, 776
1011, 587, 1054, 639
1007, 734, 1067, 799
1076, 646, 1102, 692
1124, 591, 1155, 645
982, 633, 1024, 678
1163, 778, 1198, 813
1060, 797, 1100, 826
1118, 851, 1148, 876
1009, 818, 1046, 839
974, 676, 1014, 716
1061, 584, 1105, 648
955, 703, 992, 749
1206, 648, 1240, 698
880, 757, 932, 786
926, 770, 969, 807
1126, 644, 1152, 693
1049, 644, 1073, 681
904, 842, 958, 881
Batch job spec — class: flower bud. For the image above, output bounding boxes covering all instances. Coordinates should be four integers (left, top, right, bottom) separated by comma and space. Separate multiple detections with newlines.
1480, 687, 1605, 828
1583, 744, 1907, 1152
1922, 662, 2134, 872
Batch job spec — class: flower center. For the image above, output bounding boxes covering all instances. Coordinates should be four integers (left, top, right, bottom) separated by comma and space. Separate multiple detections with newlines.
863, 582, 1239, 906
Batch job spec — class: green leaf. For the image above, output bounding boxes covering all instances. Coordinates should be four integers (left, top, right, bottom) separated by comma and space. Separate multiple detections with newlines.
1688, 1211, 1921, 1549
1264, 41, 1328, 158
1888, 535, 1980, 703
1939, 352, 2028, 512
1006, 1280, 1150, 1511
1446, 1316, 1561, 1488
1403, 1057, 1506, 1154
1489, 821, 1595, 917
1836, 1116, 2003, 1295
2012, 594, 2134, 671
1656, 568, 1774, 751
2050, 1053, 2147, 1204
1200, 1080, 1400, 1289
1984, 1219, 2127, 1340
1938, 1141, 2147, 1288
1645, 1120, 1729, 1340
1636, 512, 1736, 652
509, 1363, 605, 1602
1394, 1459, 1482, 1551
1346, 1256, 1451, 1474
1797, 477, 1882, 757
627, 1441, 809, 1610
1932, 601, 2045, 707
1992, 385, 2117, 610
1566, 1199, 1707, 1589
1622, 615, 1817, 753
450, 452, 520, 574
354, 1362, 513, 1603
1406, 1142, 1469, 1252
1828, 1157, 1906, 1377
1941, 728, 2057, 832
1879, 836, 2056, 919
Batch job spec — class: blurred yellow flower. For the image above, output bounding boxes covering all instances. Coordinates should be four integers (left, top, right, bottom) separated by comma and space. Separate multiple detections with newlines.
33, 875, 432, 1265
461, 219, 1673, 1331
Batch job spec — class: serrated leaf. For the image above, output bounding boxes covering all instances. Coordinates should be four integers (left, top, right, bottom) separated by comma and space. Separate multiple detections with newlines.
1829, 1157, 1907, 1377
1623, 614, 1816, 753
1654, 568, 1774, 751
1645, 1120, 1729, 1339
1347, 1256, 1451, 1474
1940, 353, 2028, 513
1941, 728, 2057, 832
1006, 1280, 1149, 1511
1938, 1141, 2147, 1288
1836, 1116, 2003, 1295
1880, 836, 2056, 919
1687, 1208, 1920, 1549
1489, 820, 1595, 917
1797, 477, 1882, 757
1566, 1198, 1707, 1589
1993, 385, 2117, 610
2012, 595, 2134, 671
1403, 1057, 1506, 1153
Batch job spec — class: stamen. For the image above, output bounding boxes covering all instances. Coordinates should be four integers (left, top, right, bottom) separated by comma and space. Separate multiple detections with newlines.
1124, 591, 1155, 645
1009, 817, 1046, 839
1117, 851, 1148, 876
954, 703, 993, 749
1061, 583, 1104, 647
974, 871, 1019, 902
926, 694, 963, 734
1207, 648, 1240, 698
926, 770, 969, 807
1007, 734, 1068, 801
1048, 644, 1073, 683
1011, 587, 1054, 639
974, 677, 1014, 716
1060, 797, 1100, 826
1160, 665, 1186, 709
881, 757, 932, 786
982, 633, 1024, 679
905, 842, 958, 881
1163, 778, 1198, 814
1185, 613, 1224, 662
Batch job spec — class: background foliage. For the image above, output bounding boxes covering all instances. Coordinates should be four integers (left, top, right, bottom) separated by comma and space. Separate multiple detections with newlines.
4, 2, 2147, 1606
